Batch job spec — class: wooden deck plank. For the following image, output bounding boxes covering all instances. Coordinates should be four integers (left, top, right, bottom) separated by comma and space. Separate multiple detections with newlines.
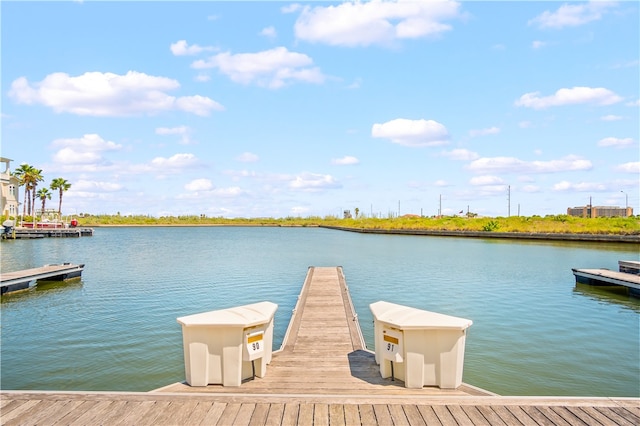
504, 405, 537, 426
564, 406, 604, 426
549, 406, 589, 426
0, 399, 41, 425
248, 403, 270, 426
233, 403, 257, 426
313, 403, 329, 426
454, 405, 481, 426
432, 405, 457, 426
343, 404, 361, 426
357, 404, 377, 425
68, 400, 114, 426
280, 403, 299, 426
329, 403, 346, 426
416, 405, 443, 425
593, 406, 636, 426
401, 404, 427, 426
264, 403, 285, 426
474, 405, 507, 426
297, 403, 314, 425
388, 404, 410, 425
372, 404, 392, 425
218, 403, 242, 425
200, 401, 228, 426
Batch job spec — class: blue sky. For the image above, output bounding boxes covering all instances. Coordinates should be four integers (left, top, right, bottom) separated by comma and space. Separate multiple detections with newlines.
2, 1, 638, 218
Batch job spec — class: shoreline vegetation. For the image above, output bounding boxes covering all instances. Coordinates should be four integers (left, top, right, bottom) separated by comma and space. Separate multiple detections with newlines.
75, 214, 640, 243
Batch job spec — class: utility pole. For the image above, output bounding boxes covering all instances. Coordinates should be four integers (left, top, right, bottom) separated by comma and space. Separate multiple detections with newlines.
439, 194, 442, 217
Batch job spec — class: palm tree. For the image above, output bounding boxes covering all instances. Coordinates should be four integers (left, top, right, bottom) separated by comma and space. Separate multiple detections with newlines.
37, 188, 52, 220
12, 163, 36, 218
50, 178, 71, 216
28, 168, 44, 217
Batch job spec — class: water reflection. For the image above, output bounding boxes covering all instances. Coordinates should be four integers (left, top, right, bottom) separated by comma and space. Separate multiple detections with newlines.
573, 282, 640, 313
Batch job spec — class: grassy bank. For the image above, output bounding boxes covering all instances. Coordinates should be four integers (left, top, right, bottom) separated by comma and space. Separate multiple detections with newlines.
77, 214, 640, 235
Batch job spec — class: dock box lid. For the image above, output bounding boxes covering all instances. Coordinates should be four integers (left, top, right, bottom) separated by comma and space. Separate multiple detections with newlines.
370, 301, 472, 331
177, 301, 278, 328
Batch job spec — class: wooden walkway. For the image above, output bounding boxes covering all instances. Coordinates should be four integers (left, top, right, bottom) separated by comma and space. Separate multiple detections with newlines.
0, 263, 84, 295
1, 267, 639, 425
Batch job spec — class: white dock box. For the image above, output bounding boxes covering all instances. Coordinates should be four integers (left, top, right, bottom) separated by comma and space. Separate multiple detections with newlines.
177, 301, 278, 387
370, 301, 472, 389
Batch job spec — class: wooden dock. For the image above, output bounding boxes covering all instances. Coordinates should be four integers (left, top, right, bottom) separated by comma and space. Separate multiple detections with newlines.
0, 263, 84, 295
1, 267, 639, 425
573, 268, 640, 296
3, 227, 93, 239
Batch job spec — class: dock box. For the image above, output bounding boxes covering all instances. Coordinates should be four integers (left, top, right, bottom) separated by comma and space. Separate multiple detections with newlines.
177, 301, 278, 387
370, 301, 472, 389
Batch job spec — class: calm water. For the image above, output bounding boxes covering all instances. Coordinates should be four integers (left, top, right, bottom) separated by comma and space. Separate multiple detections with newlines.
1, 227, 638, 396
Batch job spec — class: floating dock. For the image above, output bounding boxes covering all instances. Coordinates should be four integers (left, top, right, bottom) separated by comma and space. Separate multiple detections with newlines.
1, 267, 639, 425
3, 227, 94, 239
0, 263, 85, 295
573, 260, 640, 297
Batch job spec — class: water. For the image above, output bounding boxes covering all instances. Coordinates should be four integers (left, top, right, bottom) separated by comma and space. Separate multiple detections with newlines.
1, 227, 638, 396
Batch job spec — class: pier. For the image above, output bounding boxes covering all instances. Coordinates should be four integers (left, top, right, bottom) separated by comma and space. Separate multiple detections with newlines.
0, 263, 85, 295
3, 227, 94, 239
1, 267, 639, 425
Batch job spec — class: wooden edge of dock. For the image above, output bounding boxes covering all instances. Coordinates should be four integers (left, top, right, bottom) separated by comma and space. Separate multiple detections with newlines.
1, 390, 638, 407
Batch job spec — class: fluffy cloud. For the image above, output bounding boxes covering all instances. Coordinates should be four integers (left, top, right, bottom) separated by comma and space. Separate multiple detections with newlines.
236, 152, 259, 163
515, 86, 622, 109
72, 180, 123, 192
552, 181, 608, 192
597, 137, 634, 148
192, 47, 325, 89
289, 172, 341, 192
51, 134, 122, 166
150, 153, 199, 170
614, 162, 640, 173
156, 126, 192, 145
372, 118, 449, 147
470, 175, 504, 186
331, 156, 359, 165
528, 1, 616, 29
293, 0, 462, 47
260, 26, 277, 39
441, 149, 479, 161
184, 178, 213, 191
170, 40, 215, 56
600, 114, 623, 121
9, 71, 224, 116
467, 155, 592, 174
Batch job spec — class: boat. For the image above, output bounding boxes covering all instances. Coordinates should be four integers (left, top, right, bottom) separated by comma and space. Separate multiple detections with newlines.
572, 260, 640, 297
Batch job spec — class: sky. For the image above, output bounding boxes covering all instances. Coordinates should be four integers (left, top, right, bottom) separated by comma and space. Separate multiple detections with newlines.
1, 1, 638, 218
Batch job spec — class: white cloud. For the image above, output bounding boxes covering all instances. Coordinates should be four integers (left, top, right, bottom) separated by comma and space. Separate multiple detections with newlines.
51, 134, 122, 166
470, 175, 504, 186
155, 126, 193, 145
72, 180, 123, 192
372, 118, 449, 147
552, 181, 608, 192
528, 1, 617, 29
468, 126, 500, 137
289, 172, 341, 192
156, 126, 189, 136
9, 71, 224, 116
293, 0, 462, 47
467, 155, 592, 174
614, 162, 640, 173
170, 40, 215, 56
515, 86, 623, 109
192, 47, 325, 89
441, 149, 479, 161
331, 155, 359, 165
597, 137, 634, 148
434, 179, 449, 187
260, 26, 277, 39
600, 114, 623, 121
236, 152, 259, 163
150, 153, 199, 171
531, 40, 546, 49
185, 178, 213, 191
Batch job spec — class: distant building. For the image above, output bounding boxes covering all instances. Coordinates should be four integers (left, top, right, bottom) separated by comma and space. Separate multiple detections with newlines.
567, 205, 633, 218
0, 157, 20, 219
